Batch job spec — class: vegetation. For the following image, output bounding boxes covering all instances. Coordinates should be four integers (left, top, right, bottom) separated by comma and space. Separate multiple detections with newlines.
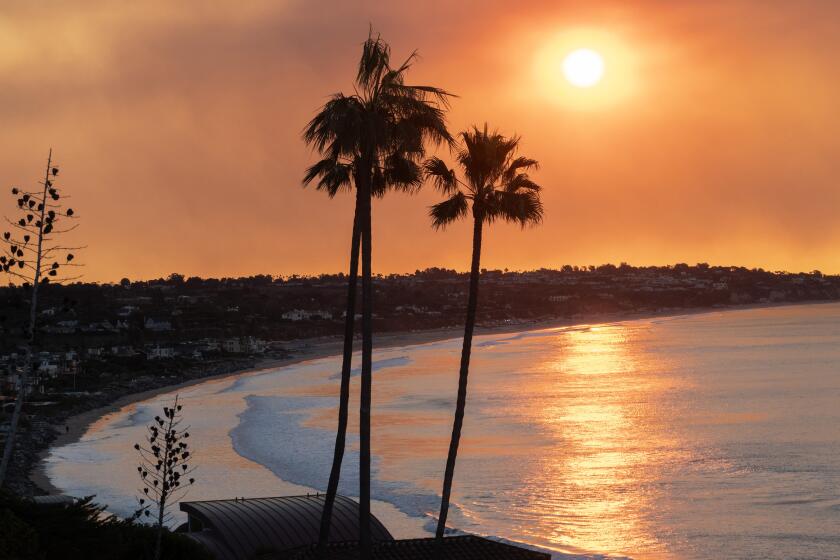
425, 125, 544, 537
0, 490, 211, 560
1, 266, 836, 356
0, 150, 81, 489
132, 395, 196, 560
302, 30, 452, 556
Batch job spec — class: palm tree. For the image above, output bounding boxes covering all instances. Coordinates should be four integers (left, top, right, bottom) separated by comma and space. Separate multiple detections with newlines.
303, 32, 452, 557
424, 125, 543, 539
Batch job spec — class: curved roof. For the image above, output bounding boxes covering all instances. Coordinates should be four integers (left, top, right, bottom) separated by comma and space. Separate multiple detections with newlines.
288, 535, 551, 560
181, 495, 393, 560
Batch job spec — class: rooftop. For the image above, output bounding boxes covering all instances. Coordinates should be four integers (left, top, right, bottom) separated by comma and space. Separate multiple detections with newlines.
180, 495, 393, 560
283, 535, 551, 560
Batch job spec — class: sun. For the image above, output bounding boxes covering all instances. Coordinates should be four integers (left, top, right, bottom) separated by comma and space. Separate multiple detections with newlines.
532, 29, 638, 109
562, 48, 604, 88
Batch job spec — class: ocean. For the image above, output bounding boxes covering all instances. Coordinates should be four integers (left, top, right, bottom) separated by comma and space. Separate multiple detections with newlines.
44, 303, 840, 559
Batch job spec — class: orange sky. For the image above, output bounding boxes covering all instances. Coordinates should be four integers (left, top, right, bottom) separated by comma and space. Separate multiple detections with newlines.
2, 1, 839, 282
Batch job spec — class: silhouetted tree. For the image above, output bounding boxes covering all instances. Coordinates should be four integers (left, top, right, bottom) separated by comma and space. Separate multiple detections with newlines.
0, 150, 82, 488
424, 125, 543, 538
303, 31, 453, 558
0, 491, 213, 560
132, 395, 196, 560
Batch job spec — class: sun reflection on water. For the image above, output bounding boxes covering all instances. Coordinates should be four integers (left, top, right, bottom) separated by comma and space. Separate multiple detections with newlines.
512, 324, 679, 558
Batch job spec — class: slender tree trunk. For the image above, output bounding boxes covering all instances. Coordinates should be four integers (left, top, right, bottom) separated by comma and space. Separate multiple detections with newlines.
317, 192, 362, 555
0, 150, 52, 489
436, 212, 483, 539
154, 397, 177, 560
359, 160, 374, 559
155, 496, 166, 560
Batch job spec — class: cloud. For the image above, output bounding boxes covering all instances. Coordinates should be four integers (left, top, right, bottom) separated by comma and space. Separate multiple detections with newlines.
1, 1, 839, 281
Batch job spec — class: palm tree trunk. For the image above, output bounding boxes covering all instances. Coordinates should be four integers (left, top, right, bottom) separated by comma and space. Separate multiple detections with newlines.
436, 213, 483, 539
317, 191, 361, 555
359, 163, 374, 560
0, 150, 52, 489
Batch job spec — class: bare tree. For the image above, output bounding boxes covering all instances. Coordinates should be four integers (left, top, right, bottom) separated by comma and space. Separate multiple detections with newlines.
133, 394, 196, 560
0, 149, 82, 488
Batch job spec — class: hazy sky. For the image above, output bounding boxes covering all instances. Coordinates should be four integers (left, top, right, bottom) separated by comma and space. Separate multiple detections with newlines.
2, 1, 839, 282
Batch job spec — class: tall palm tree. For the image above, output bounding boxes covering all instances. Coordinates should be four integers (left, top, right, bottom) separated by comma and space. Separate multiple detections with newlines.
425, 125, 543, 539
303, 32, 452, 557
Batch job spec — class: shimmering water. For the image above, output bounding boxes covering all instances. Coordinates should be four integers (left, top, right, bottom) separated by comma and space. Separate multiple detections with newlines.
46, 303, 840, 559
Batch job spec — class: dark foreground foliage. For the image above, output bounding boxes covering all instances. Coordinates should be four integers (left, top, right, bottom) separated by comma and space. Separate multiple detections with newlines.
0, 491, 211, 560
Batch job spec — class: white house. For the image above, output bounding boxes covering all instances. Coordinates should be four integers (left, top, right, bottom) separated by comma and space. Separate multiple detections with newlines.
281, 309, 332, 321
117, 305, 139, 317
223, 337, 266, 354
243, 337, 267, 353
148, 346, 176, 360
37, 359, 59, 376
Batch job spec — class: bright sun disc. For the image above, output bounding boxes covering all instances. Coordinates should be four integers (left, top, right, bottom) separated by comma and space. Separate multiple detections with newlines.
562, 48, 604, 88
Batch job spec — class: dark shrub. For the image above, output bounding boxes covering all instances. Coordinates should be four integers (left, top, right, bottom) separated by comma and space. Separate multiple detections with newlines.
0, 491, 212, 560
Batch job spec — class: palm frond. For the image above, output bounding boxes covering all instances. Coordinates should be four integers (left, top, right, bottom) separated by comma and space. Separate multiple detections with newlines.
396, 103, 454, 148
303, 158, 353, 198
392, 49, 420, 75
502, 156, 539, 183
390, 120, 425, 155
430, 192, 468, 229
423, 157, 458, 194
389, 83, 455, 109
302, 94, 364, 156
487, 190, 543, 227
505, 173, 542, 193
384, 153, 423, 194
370, 165, 386, 198
357, 32, 390, 93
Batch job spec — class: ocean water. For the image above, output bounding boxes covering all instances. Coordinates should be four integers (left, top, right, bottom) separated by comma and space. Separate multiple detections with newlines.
45, 303, 840, 559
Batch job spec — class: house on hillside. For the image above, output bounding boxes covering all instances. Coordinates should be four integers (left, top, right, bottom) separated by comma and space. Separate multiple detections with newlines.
37, 356, 59, 377
221, 337, 267, 354
243, 337, 267, 353
147, 345, 176, 360
222, 338, 242, 353
281, 309, 332, 321
117, 305, 139, 317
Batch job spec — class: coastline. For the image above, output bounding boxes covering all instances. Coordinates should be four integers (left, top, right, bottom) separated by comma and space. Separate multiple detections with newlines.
30, 299, 837, 495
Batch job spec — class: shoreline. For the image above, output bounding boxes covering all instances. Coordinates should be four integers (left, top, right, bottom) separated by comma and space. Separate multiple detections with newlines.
29, 298, 837, 495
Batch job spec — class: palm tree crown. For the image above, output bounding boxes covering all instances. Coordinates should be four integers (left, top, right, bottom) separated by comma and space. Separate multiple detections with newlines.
425, 124, 543, 227
303, 33, 453, 198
